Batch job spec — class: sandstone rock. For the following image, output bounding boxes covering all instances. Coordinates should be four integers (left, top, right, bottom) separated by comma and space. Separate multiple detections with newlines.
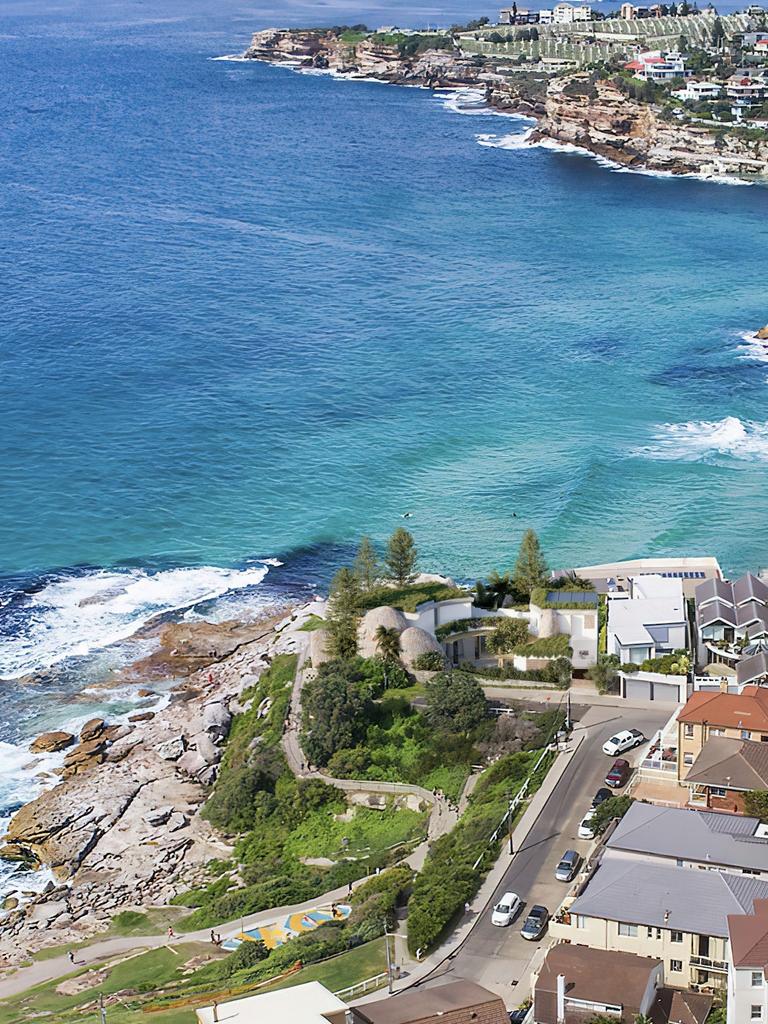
30, 731, 76, 754
27, 900, 68, 925
80, 718, 106, 742
144, 806, 173, 827
193, 734, 220, 765
201, 702, 231, 736
157, 736, 185, 761
3, 896, 19, 910
137, 689, 158, 698
0, 844, 40, 868
128, 711, 155, 723
756, 325, 768, 340
177, 750, 207, 780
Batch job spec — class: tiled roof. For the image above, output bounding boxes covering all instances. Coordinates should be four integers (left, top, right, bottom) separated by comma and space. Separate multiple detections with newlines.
737, 652, 768, 688
352, 981, 508, 1024
684, 737, 768, 793
728, 897, 768, 971
534, 945, 660, 1024
734, 573, 768, 608
697, 598, 738, 628
678, 686, 768, 730
695, 577, 735, 608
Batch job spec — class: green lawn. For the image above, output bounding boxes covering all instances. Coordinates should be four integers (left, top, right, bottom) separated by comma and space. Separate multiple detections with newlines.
31, 907, 187, 961
283, 804, 426, 860
299, 614, 326, 631
0, 943, 215, 1024
359, 582, 468, 613
257, 936, 387, 995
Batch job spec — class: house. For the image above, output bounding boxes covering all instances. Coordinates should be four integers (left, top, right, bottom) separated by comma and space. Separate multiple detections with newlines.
727, 898, 768, 1024
532, 943, 711, 1024
607, 574, 687, 664
528, 590, 599, 670
626, 51, 690, 82
553, 3, 593, 23
349, 980, 509, 1024
672, 80, 723, 101
539, 9, 554, 23
549, 852, 768, 990
195, 981, 349, 1024
695, 572, 768, 670
727, 74, 767, 113
683, 736, 768, 813
556, 555, 722, 599
605, 802, 768, 877
677, 687, 768, 778
620, 2, 637, 17
739, 651, 768, 689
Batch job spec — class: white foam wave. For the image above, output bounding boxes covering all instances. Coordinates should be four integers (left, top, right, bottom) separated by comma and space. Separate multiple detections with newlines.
737, 330, 768, 364
209, 54, 250, 62
479, 129, 753, 186
476, 127, 537, 149
635, 416, 768, 462
0, 564, 270, 679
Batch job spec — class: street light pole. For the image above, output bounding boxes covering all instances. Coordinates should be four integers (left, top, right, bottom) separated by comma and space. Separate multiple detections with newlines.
507, 792, 514, 856
384, 920, 393, 993
99, 993, 107, 1024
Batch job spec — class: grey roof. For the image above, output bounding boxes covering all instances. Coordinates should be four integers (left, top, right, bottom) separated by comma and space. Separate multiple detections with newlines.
570, 853, 768, 937
734, 573, 768, 608
696, 577, 735, 608
737, 651, 768, 687
606, 802, 768, 872
685, 737, 768, 792
697, 598, 738, 629
737, 601, 768, 633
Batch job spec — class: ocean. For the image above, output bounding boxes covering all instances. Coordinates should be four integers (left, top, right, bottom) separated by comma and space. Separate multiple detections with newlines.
0, 0, 767, 894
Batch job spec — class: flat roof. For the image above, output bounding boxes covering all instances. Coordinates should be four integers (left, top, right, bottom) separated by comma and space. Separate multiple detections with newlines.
607, 802, 768, 872
195, 982, 348, 1024
608, 595, 686, 646
570, 852, 768, 937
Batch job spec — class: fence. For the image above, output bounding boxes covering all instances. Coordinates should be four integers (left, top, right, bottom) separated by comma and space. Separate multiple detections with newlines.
334, 971, 389, 1001
472, 743, 555, 870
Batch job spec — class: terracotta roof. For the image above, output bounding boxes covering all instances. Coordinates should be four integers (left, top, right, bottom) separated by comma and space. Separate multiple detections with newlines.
678, 686, 768, 730
728, 897, 768, 972
684, 736, 768, 792
534, 944, 661, 1024
351, 981, 508, 1024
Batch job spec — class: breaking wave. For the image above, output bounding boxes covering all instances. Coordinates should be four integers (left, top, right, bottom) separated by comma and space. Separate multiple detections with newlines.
635, 417, 768, 462
0, 563, 272, 680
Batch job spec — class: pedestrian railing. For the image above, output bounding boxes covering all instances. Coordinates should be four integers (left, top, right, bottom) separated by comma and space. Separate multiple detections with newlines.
334, 972, 389, 1001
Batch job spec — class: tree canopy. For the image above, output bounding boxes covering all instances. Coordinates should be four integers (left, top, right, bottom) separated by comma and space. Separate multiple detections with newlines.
301, 659, 376, 766
512, 529, 548, 596
385, 528, 417, 585
353, 536, 380, 591
326, 567, 361, 660
425, 670, 488, 734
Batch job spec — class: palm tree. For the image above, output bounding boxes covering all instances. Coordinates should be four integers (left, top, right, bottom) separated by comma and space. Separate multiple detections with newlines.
374, 626, 401, 688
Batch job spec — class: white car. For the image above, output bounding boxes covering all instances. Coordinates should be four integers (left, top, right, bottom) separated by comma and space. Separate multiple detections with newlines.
602, 729, 645, 757
491, 891, 521, 926
578, 808, 597, 840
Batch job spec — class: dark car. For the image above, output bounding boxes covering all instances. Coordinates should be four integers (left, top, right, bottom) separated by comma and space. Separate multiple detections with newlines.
605, 758, 631, 788
592, 787, 613, 807
520, 904, 549, 941
508, 1011, 528, 1024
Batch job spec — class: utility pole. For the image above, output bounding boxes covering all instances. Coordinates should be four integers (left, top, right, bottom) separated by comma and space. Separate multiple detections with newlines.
99, 993, 107, 1024
384, 920, 393, 993
565, 690, 572, 732
507, 792, 514, 855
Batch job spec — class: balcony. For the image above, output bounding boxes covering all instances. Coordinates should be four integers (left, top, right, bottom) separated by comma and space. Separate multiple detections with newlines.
690, 955, 728, 973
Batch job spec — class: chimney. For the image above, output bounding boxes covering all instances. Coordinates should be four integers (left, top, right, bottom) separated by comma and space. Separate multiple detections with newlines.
557, 973, 566, 1024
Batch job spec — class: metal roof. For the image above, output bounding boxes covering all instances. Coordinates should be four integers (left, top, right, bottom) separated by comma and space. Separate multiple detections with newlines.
697, 598, 738, 628
570, 853, 768, 937
606, 802, 768, 870
737, 651, 768, 687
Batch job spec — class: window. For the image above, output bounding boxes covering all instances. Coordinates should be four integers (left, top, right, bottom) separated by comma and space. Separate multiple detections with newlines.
684, 723, 694, 737
752, 971, 763, 987
574, 915, 586, 930
676, 859, 684, 867
671, 931, 683, 943
742, 729, 752, 741
711, 728, 725, 736
647, 927, 661, 939
670, 960, 683, 973
618, 922, 638, 937
684, 753, 694, 766
710, 786, 727, 797
751, 1006, 762, 1020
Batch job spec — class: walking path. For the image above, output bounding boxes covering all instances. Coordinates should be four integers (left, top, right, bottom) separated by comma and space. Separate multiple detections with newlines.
283, 639, 458, 867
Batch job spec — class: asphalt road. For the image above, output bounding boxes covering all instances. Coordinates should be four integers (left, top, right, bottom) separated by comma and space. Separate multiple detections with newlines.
415, 703, 672, 1003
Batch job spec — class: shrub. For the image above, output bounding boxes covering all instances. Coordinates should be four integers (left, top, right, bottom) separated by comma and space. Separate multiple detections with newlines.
222, 939, 269, 975
412, 651, 446, 671
425, 671, 488, 734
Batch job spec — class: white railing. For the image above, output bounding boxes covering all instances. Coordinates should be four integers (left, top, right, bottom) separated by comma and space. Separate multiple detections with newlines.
334, 971, 389, 1000
640, 757, 678, 773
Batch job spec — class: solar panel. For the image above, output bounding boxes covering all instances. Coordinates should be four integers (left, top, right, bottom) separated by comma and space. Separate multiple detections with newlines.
545, 591, 598, 606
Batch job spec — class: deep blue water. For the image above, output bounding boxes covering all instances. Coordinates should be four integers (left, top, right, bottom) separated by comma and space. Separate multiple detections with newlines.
1, 0, 768, 693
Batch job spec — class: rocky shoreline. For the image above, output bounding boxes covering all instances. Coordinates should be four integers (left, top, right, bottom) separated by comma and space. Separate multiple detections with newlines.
0, 602, 321, 968
243, 29, 768, 182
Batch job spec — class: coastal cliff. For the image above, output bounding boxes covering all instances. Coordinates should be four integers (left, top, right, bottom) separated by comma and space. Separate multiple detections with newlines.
533, 75, 768, 179
244, 29, 768, 181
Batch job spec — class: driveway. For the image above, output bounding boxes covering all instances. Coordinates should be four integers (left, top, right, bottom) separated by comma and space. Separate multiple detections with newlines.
414, 703, 672, 1004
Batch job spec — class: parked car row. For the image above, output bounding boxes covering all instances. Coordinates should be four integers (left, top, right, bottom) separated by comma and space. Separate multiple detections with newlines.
488, 727, 647, 944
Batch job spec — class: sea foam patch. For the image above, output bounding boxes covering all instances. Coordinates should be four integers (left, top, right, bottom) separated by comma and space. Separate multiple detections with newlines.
636, 416, 768, 462
0, 564, 271, 680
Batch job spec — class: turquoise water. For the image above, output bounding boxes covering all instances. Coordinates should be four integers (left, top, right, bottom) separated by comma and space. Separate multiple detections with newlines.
0, 0, 765, 899
1, 1, 768, 689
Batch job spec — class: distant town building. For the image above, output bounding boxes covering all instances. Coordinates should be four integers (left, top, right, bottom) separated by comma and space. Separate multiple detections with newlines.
553, 3, 593, 24
625, 50, 690, 81
672, 80, 723, 101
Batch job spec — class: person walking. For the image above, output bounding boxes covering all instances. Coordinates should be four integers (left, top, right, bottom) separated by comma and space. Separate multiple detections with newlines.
68, 950, 75, 965
167, 926, 176, 940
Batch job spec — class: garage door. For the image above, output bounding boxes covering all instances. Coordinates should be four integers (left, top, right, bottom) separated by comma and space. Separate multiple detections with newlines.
624, 678, 652, 701
651, 682, 681, 702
